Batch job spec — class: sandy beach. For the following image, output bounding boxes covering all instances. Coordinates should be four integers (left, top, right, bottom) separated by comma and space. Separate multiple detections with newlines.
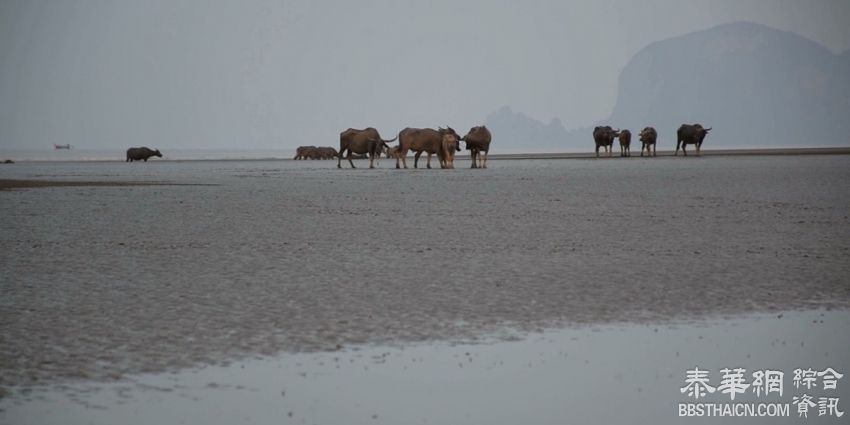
1, 153, 849, 401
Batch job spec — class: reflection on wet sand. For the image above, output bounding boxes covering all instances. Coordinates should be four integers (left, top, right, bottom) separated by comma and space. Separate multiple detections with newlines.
2, 310, 847, 425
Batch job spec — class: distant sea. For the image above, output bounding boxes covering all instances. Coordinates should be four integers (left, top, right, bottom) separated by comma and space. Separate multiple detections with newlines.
0, 147, 556, 162
2, 145, 848, 162
0, 148, 298, 162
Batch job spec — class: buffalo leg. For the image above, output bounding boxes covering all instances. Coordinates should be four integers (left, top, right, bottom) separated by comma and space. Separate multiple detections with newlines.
675, 141, 681, 156
596, 145, 600, 158
337, 149, 345, 168
696, 142, 702, 157
348, 151, 356, 168
482, 151, 488, 168
426, 153, 432, 169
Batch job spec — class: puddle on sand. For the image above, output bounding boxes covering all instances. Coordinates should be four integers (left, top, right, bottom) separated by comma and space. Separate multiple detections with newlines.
2, 309, 848, 425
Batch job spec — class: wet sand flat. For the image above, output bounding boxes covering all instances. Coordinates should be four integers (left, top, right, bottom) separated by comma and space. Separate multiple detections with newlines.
1, 155, 849, 390
4, 310, 848, 425
0, 179, 212, 190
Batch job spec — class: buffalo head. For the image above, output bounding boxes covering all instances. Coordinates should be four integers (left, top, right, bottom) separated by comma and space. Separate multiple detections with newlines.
439, 126, 462, 152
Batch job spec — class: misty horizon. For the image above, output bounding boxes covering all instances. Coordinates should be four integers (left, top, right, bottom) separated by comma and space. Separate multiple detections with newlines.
2, 1, 849, 151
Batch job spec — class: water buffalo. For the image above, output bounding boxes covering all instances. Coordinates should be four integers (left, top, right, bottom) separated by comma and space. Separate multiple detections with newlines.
338, 128, 396, 169
396, 127, 460, 169
618, 129, 632, 157
639, 127, 658, 157
676, 124, 711, 156
385, 146, 401, 159
293, 146, 317, 160
460, 126, 492, 168
126, 147, 162, 162
593, 126, 619, 158
317, 147, 338, 159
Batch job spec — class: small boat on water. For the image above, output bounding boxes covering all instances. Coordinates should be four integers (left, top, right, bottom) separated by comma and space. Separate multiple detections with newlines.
54, 144, 72, 149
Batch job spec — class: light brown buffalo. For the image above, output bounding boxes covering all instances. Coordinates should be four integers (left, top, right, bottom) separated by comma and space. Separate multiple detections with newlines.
460, 126, 492, 168
338, 128, 397, 169
384, 146, 401, 159
395, 127, 460, 169
618, 129, 632, 157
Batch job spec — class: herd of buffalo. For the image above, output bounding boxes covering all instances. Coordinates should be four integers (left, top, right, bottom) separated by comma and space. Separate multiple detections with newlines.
293, 126, 493, 169
125, 123, 711, 166
592, 123, 712, 158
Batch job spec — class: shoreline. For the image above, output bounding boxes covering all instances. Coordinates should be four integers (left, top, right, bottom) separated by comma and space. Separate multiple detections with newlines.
1, 146, 848, 163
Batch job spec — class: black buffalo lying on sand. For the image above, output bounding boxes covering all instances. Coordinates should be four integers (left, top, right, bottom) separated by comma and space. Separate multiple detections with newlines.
318, 147, 339, 159
338, 127, 396, 169
593, 126, 619, 158
676, 124, 711, 156
294, 146, 338, 160
126, 147, 162, 162
639, 127, 658, 157
461, 125, 492, 168
618, 129, 632, 157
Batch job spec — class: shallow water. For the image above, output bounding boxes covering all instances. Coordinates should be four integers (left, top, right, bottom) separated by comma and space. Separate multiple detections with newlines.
1, 155, 849, 392
1, 310, 847, 425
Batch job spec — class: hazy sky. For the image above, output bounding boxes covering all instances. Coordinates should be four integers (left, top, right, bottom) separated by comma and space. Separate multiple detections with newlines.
1, 0, 848, 149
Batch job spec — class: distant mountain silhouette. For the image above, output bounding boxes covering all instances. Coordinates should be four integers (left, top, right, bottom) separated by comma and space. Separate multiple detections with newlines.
484, 106, 572, 152
486, 21, 850, 151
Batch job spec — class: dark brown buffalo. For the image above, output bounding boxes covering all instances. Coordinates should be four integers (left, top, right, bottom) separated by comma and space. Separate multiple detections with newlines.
676, 124, 712, 156
293, 145, 317, 160
396, 127, 460, 169
592, 126, 619, 158
639, 127, 658, 157
618, 129, 632, 157
338, 128, 396, 169
317, 147, 338, 159
126, 147, 162, 162
460, 125, 492, 168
